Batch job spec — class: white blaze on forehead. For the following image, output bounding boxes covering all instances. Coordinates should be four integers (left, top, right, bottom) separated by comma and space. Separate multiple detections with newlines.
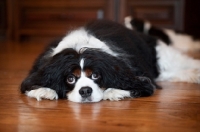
80, 58, 85, 70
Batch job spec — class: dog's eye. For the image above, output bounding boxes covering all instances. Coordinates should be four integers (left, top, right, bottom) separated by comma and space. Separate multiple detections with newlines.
66, 75, 76, 84
91, 73, 100, 80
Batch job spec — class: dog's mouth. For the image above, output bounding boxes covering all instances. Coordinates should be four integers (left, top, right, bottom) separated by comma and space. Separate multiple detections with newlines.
81, 96, 93, 102
81, 96, 93, 103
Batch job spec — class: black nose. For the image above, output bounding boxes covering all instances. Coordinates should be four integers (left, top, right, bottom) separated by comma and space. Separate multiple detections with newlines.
79, 87, 93, 98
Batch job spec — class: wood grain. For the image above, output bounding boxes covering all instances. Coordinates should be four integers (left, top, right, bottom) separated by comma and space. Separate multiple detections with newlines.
0, 41, 199, 132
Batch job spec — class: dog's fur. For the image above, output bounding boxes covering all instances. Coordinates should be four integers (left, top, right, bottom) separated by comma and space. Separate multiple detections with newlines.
21, 19, 200, 103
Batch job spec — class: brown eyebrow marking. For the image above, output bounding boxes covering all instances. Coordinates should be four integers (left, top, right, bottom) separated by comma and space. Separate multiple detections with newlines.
72, 69, 81, 78
84, 68, 93, 77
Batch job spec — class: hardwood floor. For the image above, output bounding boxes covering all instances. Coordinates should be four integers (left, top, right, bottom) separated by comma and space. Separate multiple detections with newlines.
0, 41, 199, 132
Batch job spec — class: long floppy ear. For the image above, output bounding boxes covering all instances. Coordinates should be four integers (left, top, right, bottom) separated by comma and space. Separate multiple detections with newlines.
81, 48, 156, 97
21, 48, 80, 98
102, 68, 156, 98
21, 73, 42, 93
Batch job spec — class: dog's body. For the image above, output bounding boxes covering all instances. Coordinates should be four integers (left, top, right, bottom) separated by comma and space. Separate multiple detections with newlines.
21, 19, 200, 103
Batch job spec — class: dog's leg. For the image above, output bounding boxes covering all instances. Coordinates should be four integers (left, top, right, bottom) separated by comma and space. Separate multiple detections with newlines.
156, 40, 200, 83
25, 87, 58, 101
103, 88, 131, 101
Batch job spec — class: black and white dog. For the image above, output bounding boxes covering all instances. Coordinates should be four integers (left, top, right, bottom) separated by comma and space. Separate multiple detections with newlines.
21, 19, 200, 103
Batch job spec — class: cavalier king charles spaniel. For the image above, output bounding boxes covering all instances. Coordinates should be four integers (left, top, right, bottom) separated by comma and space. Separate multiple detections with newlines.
21, 18, 200, 103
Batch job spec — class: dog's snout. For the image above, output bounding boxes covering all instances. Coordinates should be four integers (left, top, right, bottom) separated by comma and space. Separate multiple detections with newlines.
79, 87, 93, 98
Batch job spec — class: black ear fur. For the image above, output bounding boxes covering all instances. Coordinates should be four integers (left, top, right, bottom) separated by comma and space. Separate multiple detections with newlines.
21, 72, 43, 93
130, 76, 156, 97
102, 72, 156, 98
81, 49, 156, 97
20, 48, 80, 98
102, 67, 156, 97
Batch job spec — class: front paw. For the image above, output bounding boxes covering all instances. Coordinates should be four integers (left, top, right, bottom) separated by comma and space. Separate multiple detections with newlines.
103, 88, 131, 101
26, 88, 58, 101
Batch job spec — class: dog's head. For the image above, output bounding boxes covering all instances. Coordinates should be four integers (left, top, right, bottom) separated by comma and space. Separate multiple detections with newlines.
63, 48, 105, 103
47, 48, 134, 103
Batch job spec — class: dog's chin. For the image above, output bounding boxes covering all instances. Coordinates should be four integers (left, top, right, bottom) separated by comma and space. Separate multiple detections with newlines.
80, 97, 94, 103
81, 96, 103, 103
68, 95, 103, 103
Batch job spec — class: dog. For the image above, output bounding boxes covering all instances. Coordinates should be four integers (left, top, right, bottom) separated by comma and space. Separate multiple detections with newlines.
21, 19, 200, 103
